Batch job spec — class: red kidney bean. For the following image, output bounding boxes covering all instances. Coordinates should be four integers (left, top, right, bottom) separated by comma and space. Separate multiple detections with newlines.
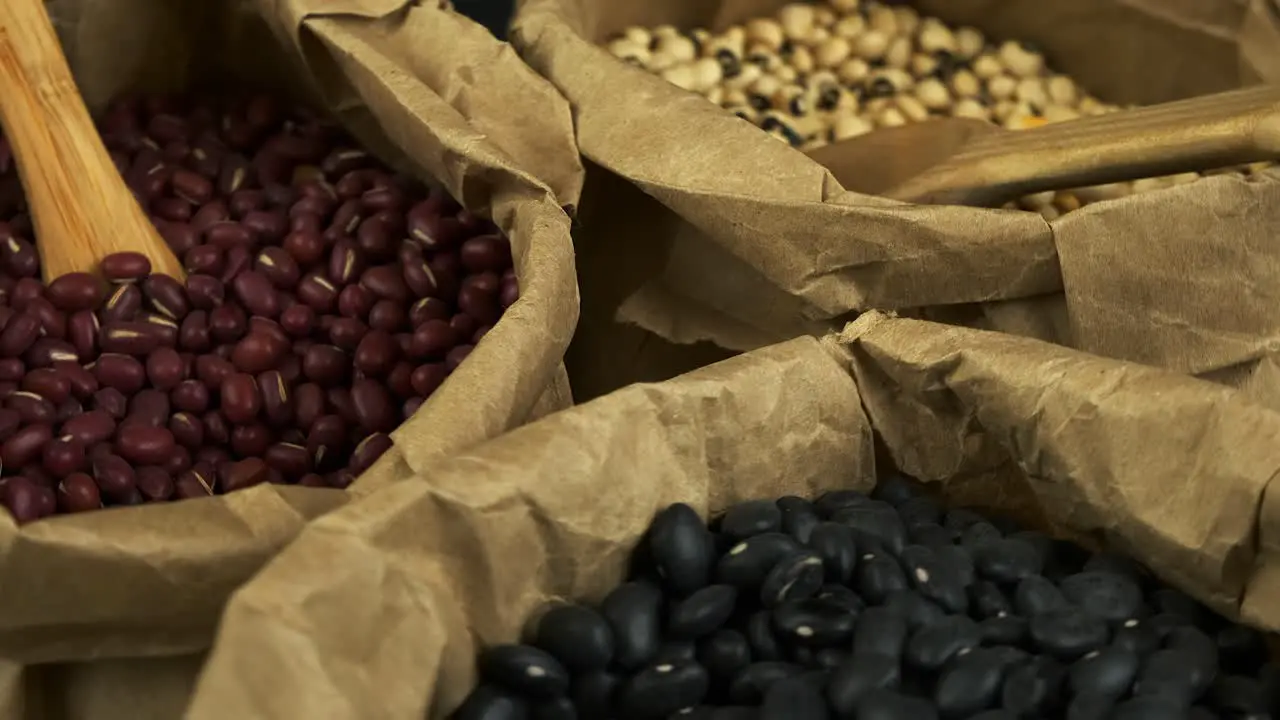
42, 437, 86, 478
2, 477, 44, 523
350, 432, 393, 474
57, 472, 101, 513
91, 387, 129, 419
301, 344, 347, 386
1, 423, 51, 471
46, 272, 104, 312
7, 392, 56, 424
220, 373, 261, 425
231, 332, 288, 375
94, 353, 146, 394
351, 378, 396, 433
68, 310, 99, 359
232, 271, 279, 318
100, 284, 142, 323
185, 274, 225, 310
209, 304, 247, 344
116, 424, 176, 466
460, 234, 513, 273
0, 313, 40, 357
354, 330, 398, 377
126, 389, 171, 428
142, 274, 190, 319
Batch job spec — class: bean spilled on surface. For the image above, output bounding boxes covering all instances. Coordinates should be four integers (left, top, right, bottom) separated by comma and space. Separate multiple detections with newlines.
455, 476, 1280, 719
0, 91, 520, 523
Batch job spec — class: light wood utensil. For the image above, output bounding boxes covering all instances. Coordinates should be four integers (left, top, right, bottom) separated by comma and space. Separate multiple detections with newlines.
0, 0, 184, 281
810, 84, 1280, 208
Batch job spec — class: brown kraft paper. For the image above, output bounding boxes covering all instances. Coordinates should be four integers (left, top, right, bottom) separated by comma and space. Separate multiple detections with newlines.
511, 0, 1280, 396
186, 313, 1280, 718
4, 0, 580, 714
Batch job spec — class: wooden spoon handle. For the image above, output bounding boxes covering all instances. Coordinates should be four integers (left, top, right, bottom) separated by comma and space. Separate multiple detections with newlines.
0, 0, 183, 281
884, 84, 1280, 207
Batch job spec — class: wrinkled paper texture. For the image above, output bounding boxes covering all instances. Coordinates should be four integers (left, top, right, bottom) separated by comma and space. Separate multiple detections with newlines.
189, 315, 1280, 718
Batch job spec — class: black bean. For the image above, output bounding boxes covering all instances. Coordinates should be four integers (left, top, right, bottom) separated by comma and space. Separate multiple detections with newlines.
881, 590, 946, 632
1109, 695, 1192, 720
974, 538, 1043, 585
479, 645, 569, 699
1014, 575, 1069, 617
827, 654, 901, 715
969, 581, 1012, 619
1065, 693, 1116, 720
655, 641, 698, 665
772, 599, 856, 646
856, 552, 909, 605
933, 648, 1005, 718
601, 581, 664, 671
453, 684, 529, 720
669, 585, 738, 639
777, 496, 820, 544
698, 629, 751, 679
852, 689, 939, 720
533, 604, 615, 673
728, 662, 804, 705
530, 696, 575, 720
1209, 674, 1270, 715
571, 671, 619, 719
831, 502, 906, 555
904, 615, 981, 672
1068, 646, 1138, 700
717, 533, 800, 589
979, 616, 1028, 646
1030, 607, 1110, 660
1133, 649, 1212, 705
851, 607, 907, 659
760, 550, 825, 607
1058, 571, 1144, 624
747, 611, 785, 662
615, 661, 708, 720
650, 503, 715, 596
869, 475, 921, 507
1001, 656, 1065, 716
899, 545, 967, 614
720, 499, 782, 540
807, 522, 857, 585
760, 675, 828, 720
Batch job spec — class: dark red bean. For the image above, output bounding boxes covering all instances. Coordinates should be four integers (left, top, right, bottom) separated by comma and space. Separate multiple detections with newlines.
94, 353, 146, 394
68, 310, 99, 359
26, 338, 79, 367
410, 320, 458, 360
302, 344, 347, 386
209, 304, 247, 344
446, 344, 474, 372
21, 367, 69, 403
191, 201, 230, 235
298, 473, 326, 488
57, 472, 102, 513
195, 354, 236, 389
402, 256, 438, 298
53, 361, 98, 399
99, 321, 165, 356
100, 283, 142, 323
116, 424, 176, 466
283, 229, 325, 266
231, 332, 288, 375
172, 168, 213, 204
354, 330, 398, 377
306, 415, 346, 470
141, 274, 190, 320
230, 423, 273, 458
361, 265, 410, 302
294, 383, 325, 430
136, 466, 175, 501
350, 432, 393, 474
460, 234, 512, 273
126, 389, 171, 428
163, 445, 193, 475
0, 409, 20, 443
62, 410, 116, 446
206, 222, 254, 249
449, 314, 477, 340
174, 466, 215, 499
220, 373, 262, 425
2, 477, 44, 523
158, 221, 200, 256
351, 379, 397, 433
387, 362, 414, 398
279, 304, 315, 337
328, 318, 368, 351
46, 272, 104, 312
91, 387, 129, 419
244, 210, 287, 243
184, 245, 224, 276
203, 410, 230, 445
296, 272, 338, 312
0, 358, 26, 383
500, 276, 519, 308
1, 237, 40, 278
42, 437, 86, 478
146, 347, 186, 390
473, 325, 493, 343
7, 391, 57, 424
255, 247, 300, 288
221, 457, 270, 493
185, 274, 226, 310
170, 412, 205, 449
0, 313, 41, 357
328, 240, 365, 285
264, 442, 310, 479
231, 271, 279, 318
0, 422, 51, 470
327, 387, 358, 426
257, 370, 293, 427
337, 284, 374, 319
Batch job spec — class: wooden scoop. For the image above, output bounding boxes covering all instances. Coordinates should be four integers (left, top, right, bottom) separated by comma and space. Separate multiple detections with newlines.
809, 84, 1280, 208
0, 0, 184, 281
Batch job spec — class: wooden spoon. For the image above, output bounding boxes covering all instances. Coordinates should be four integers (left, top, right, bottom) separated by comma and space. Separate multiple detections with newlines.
0, 0, 184, 282
808, 84, 1280, 208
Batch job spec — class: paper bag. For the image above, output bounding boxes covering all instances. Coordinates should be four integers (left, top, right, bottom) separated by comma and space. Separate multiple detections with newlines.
2, 0, 579, 708
511, 0, 1280, 397
185, 314, 1280, 718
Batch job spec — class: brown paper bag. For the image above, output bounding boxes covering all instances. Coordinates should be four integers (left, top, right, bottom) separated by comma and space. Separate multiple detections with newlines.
5, 0, 579, 712
184, 313, 1280, 718
512, 0, 1280, 398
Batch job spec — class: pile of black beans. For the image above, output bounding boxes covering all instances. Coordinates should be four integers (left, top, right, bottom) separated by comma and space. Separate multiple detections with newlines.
0, 91, 517, 523
455, 476, 1280, 719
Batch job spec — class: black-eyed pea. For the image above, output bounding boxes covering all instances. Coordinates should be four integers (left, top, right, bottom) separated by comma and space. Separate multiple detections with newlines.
744, 45, 781, 71
608, 39, 652, 67
1074, 183, 1128, 204
789, 45, 816, 74
660, 64, 700, 91
750, 74, 783, 101
863, 97, 893, 117
709, 28, 746, 58
726, 105, 757, 123
893, 6, 921, 35
1035, 205, 1061, 221
745, 19, 784, 52
1020, 190, 1057, 210
952, 99, 988, 120
1131, 177, 1172, 194
1169, 172, 1201, 186
914, 77, 951, 111
690, 57, 723, 92
706, 87, 725, 105
832, 15, 865, 39
852, 29, 889, 61
875, 106, 908, 128
777, 86, 809, 117
949, 70, 981, 99
723, 62, 761, 90
917, 18, 957, 54
895, 95, 930, 123
1043, 105, 1080, 123
988, 74, 1017, 101
1015, 78, 1049, 108
885, 37, 912, 69
829, 0, 859, 13
909, 52, 939, 78
622, 26, 650, 46
998, 40, 1044, 78
867, 5, 898, 36
956, 27, 985, 59
1046, 75, 1079, 106
830, 114, 873, 142
774, 65, 799, 84
690, 29, 712, 56
1054, 192, 1083, 214
972, 54, 1003, 80
1078, 97, 1111, 116
664, 35, 698, 64
1000, 104, 1041, 128
837, 57, 870, 85
777, 3, 816, 40
805, 26, 832, 45
813, 5, 836, 28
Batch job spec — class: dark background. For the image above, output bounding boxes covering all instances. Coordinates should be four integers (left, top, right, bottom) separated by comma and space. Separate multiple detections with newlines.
452, 0, 517, 39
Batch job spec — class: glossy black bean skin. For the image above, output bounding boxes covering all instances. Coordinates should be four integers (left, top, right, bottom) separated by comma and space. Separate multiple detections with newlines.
600, 582, 664, 671
533, 604, 615, 673
760, 675, 827, 720
698, 630, 751, 679
827, 653, 902, 715
760, 550, 825, 608
649, 503, 715, 597
851, 607, 907, 659
728, 662, 804, 705
479, 645, 569, 699
1029, 608, 1110, 660
720, 499, 783, 540
669, 585, 738, 639
615, 661, 709, 720
904, 616, 981, 672
807, 522, 857, 585
453, 685, 529, 720
717, 533, 800, 589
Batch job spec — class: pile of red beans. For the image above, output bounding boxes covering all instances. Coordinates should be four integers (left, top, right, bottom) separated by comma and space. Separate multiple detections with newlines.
0, 92, 518, 523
